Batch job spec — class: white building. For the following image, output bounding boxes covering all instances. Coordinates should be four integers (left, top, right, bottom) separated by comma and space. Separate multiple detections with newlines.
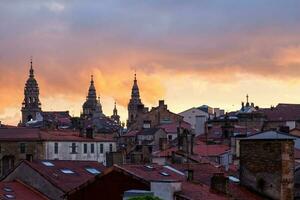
179, 106, 224, 135
179, 108, 210, 135
41, 131, 117, 166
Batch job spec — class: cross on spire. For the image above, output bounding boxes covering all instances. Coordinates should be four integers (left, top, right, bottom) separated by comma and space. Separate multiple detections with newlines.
29, 57, 34, 78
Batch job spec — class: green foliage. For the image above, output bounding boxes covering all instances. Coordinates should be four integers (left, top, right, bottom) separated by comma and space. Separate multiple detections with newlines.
128, 196, 162, 200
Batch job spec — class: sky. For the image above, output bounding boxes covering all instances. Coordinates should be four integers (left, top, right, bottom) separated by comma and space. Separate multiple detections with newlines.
1, 0, 300, 125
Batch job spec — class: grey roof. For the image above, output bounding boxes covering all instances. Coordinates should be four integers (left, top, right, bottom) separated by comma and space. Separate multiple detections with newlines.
242, 130, 296, 140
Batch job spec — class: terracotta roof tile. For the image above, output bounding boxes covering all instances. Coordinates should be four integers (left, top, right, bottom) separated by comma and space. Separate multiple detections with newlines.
116, 164, 185, 182
176, 182, 227, 200
25, 160, 106, 192
0, 180, 49, 200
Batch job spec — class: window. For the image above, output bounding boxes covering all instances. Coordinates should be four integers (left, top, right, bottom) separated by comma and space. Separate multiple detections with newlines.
85, 168, 100, 174
42, 161, 54, 167
4, 194, 15, 199
168, 135, 173, 141
60, 169, 74, 174
3, 187, 13, 192
70, 143, 77, 154
20, 143, 26, 154
100, 144, 104, 154
83, 144, 87, 154
54, 143, 58, 154
160, 172, 170, 176
109, 144, 113, 152
91, 144, 95, 154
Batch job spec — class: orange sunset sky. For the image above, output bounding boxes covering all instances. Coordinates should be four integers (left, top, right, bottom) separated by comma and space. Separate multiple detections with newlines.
1, 1, 300, 125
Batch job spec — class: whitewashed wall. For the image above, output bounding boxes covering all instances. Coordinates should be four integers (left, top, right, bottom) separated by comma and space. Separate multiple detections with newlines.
44, 141, 116, 166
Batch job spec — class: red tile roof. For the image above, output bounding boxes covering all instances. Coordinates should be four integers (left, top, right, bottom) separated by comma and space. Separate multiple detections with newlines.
159, 121, 191, 134
0, 128, 116, 142
122, 130, 139, 137
259, 103, 300, 121
193, 141, 230, 157
40, 131, 116, 142
175, 182, 227, 200
0, 180, 49, 200
171, 163, 224, 185
116, 164, 185, 182
228, 183, 263, 200
0, 128, 41, 141
23, 160, 106, 192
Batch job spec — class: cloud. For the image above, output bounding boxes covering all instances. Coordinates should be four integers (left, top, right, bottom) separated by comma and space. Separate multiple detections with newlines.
45, 2, 65, 13
1, 1, 300, 124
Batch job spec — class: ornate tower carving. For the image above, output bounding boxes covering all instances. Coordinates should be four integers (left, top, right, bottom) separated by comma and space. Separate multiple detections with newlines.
82, 75, 103, 118
127, 73, 145, 128
21, 59, 42, 124
111, 101, 120, 124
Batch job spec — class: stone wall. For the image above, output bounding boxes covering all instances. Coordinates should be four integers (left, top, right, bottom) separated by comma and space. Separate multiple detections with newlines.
240, 139, 294, 200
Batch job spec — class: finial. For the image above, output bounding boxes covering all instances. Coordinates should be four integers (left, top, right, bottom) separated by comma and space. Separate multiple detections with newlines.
30, 56, 33, 69
246, 94, 249, 103
29, 56, 34, 78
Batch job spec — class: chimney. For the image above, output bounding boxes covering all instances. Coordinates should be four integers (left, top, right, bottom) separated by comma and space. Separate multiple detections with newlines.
159, 100, 164, 107
186, 169, 194, 182
210, 173, 228, 194
86, 127, 94, 139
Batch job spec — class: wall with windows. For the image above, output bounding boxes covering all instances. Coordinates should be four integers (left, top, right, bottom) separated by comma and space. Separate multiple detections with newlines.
44, 141, 117, 165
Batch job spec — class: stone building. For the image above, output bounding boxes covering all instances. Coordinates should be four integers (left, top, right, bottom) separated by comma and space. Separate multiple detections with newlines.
21, 59, 42, 124
20, 60, 72, 129
127, 73, 148, 129
80, 75, 121, 134
81, 75, 104, 119
239, 131, 295, 200
0, 128, 44, 176
111, 101, 120, 124
129, 100, 183, 131
0, 127, 117, 176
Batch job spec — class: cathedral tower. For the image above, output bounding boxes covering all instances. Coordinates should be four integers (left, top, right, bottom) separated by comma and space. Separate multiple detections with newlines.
127, 73, 145, 128
21, 59, 42, 124
111, 101, 120, 124
82, 75, 103, 118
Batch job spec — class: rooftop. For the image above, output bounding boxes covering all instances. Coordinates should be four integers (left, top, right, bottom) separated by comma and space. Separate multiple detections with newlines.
15, 160, 106, 192
116, 164, 185, 182
0, 128, 116, 142
0, 180, 48, 200
259, 103, 300, 121
242, 130, 296, 140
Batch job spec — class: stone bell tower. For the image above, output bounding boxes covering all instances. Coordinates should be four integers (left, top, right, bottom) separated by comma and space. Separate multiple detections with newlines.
21, 59, 42, 124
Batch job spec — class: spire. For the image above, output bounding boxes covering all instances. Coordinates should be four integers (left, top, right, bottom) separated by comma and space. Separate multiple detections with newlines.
29, 57, 34, 78
87, 75, 96, 100
246, 94, 250, 107
131, 72, 140, 99
113, 101, 118, 115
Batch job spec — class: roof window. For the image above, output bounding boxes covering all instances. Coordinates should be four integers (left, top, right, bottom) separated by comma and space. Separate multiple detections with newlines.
85, 168, 101, 175
3, 187, 13, 192
4, 194, 15, 199
42, 161, 54, 167
160, 172, 170, 176
60, 169, 74, 174
144, 165, 154, 170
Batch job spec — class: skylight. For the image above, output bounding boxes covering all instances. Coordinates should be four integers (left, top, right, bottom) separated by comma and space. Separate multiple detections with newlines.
42, 161, 54, 167
85, 168, 101, 174
145, 165, 154, 169
3, 187, 13, 192
4, 194, 15, 199
160, 172, 170, 176
60, 169, 74, 174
